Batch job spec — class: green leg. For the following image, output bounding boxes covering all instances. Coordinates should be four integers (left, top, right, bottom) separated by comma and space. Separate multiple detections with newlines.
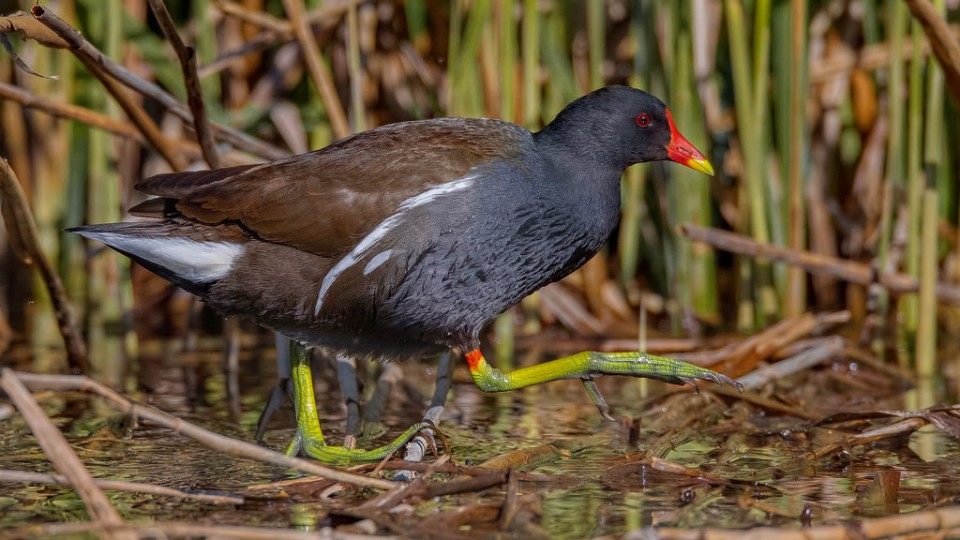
464, 349, 739, 418
284, 344, 427, 466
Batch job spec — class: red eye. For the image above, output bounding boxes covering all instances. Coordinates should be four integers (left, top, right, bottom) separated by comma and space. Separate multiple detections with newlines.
635, 113, 652, 127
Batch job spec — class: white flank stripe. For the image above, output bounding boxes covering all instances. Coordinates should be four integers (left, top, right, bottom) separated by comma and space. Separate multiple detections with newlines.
315, 173, 476, 314
80, 232, 243, 283
363, 250, 392, 276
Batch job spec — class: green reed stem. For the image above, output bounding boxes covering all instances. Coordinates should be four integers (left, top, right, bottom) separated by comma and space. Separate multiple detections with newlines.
726, 0, 775, 327
405, 0, 428, 49
876, 0, 907, 331
447, 0, 463, 113
671, 13, 716, 321
541, 9, 578, 120
903, 20, 924, 335
784, 0, 807, 317
619, 2, 651, 286
587, 0, 604, 90
521, 0, 539, 129
347, 1, 365, 132
85, 0, 127, 380
456, 0, 490, 116
916, 0, 946, 376
916, 187, 938, 376
499, 0, 516, 121
194, 0, 220, 107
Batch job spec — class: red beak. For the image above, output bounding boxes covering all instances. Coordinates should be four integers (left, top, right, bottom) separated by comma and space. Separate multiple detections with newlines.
664, 109, 714, 175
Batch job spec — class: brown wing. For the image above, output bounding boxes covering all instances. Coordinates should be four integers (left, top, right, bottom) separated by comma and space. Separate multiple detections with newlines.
134, 118, 528, 256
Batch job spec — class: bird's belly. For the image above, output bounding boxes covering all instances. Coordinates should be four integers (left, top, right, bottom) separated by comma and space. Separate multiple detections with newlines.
376, 217, 609, 348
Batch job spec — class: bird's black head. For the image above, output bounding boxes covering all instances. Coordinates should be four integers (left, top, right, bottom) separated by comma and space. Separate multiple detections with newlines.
535, 86, 713, 175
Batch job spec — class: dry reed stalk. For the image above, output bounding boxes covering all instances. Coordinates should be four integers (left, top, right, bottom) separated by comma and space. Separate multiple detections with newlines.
282, 0, 350, 139
680, 224, 960, 305
0, 158, 88, 372
147, 0, 220, 168
904, 0, 960, 107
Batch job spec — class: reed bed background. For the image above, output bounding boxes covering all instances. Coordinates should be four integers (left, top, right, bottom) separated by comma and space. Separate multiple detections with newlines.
0, 0, 958, 382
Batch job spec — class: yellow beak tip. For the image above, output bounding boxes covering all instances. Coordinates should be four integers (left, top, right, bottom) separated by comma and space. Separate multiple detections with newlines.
687, 158, 715, 176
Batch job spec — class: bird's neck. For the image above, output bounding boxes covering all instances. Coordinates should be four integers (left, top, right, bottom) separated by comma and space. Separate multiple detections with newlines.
534, 125, 623, 171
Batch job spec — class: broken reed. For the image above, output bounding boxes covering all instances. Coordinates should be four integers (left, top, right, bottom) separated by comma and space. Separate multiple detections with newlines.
2, 0, 958, 376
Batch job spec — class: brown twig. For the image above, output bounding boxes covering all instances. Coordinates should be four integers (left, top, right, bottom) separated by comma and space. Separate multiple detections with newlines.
12, 371, 397, 491
147, 0, 220, 168
17, 7, 286, 161
0, 11, 68, 49
348, 460, 567, 483
807, 416, 928, 461
282, 0, 351, 139
0, 158, 88, 373
734, 336, 844, 391
215, 0, 363, 39
708, 385, 822, 419
0, 81, 252, 167
360, 468, 508, 512
198, 30, 279, 78
904, 0, 960, 108
0, 369, 132, 540
0, 469, 244, 505
628, 456, 730, 484
649, 505, 960, 539
1, 82, 181, 162
11, 521, 380, 540
479, 443, 570, 472
31, 5, 188, 171
679, 224, 960, 305
809, 24, 960, 83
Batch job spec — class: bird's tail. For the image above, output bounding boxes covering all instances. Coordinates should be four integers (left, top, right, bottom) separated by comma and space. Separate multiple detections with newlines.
69, 222, 245, 296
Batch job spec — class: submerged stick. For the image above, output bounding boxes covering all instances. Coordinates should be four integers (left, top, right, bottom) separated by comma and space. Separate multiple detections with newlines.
0, 469, 244, 505
807, 416, 928, 460
12, 372, 397, 491
0, 159, 88, 373
679, 224, 960, 305
19, 521, 384, 540
0, 370, 132, 540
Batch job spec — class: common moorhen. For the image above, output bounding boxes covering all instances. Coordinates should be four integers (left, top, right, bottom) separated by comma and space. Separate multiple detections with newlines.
73, 85, 736, 463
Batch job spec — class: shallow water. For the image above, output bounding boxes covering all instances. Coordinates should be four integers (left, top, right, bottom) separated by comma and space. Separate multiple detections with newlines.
1, 341, 958, 538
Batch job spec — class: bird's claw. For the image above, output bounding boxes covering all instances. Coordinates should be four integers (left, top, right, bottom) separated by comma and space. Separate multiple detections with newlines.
680, 368, 741, 393
412, 420, 449, 458
581, 378, 618, 421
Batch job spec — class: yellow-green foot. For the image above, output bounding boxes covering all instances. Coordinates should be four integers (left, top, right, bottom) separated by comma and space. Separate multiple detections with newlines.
286, 342, 441, 465
464, 349, 740, 420
285, 422, 430, 466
